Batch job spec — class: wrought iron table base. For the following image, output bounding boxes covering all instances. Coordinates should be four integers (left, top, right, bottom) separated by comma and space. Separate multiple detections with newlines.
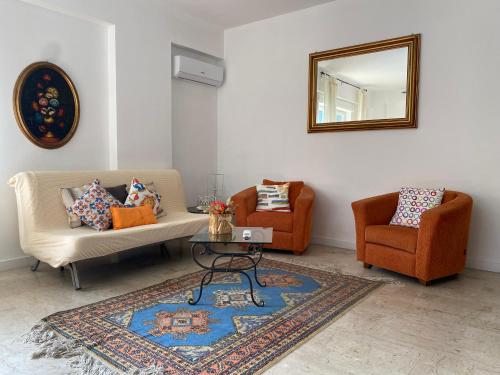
189, 242, 266, 307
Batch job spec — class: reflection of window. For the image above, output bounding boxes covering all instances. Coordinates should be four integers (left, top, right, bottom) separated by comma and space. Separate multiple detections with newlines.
336, 108, 352, 122
317, 92, 325, 122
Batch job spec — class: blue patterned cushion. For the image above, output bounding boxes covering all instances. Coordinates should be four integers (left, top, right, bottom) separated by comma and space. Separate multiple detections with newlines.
71, 179, 123, 231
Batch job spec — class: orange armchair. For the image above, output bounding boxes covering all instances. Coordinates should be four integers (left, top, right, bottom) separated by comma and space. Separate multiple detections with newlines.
351, 191, 473, 285
232, 179, 315, 255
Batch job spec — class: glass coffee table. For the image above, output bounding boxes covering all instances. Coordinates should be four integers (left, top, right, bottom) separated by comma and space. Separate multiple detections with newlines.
188, 227, 273, 307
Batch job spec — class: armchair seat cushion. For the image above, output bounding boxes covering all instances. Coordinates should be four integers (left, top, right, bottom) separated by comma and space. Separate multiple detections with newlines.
365, 225, 418, 253
247, 211, 293, 233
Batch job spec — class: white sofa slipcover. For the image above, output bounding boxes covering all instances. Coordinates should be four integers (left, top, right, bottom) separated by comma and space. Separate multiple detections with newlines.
8, 169, 208, 288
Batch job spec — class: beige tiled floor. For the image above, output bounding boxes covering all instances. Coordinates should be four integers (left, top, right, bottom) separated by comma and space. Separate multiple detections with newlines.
1, 242, 499, 374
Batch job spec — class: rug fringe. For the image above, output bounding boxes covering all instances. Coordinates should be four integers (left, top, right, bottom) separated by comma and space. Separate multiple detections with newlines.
25, 321, 118, 374
25, 321, 83, 360
25, 321, 170, 374
126, 365, 166, 375
72, 352, 117, 375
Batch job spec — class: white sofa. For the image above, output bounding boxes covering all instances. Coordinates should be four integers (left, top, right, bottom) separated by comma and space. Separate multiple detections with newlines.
8, 169, 208, 289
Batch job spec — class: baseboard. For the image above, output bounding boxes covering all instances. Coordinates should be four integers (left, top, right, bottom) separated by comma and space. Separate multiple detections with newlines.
311, 236, 355, 251
466, 257, 500, 273
0, 255, 32, 271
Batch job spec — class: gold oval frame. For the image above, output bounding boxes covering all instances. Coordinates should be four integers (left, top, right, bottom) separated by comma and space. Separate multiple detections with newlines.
13, 61, 80, 149
308, 34, 420, 133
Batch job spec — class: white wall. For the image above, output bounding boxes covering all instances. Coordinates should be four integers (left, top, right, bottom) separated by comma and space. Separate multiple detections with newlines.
0, 0, 109, 264
0, 0, 223, 267
21, 0, 224, 170
218, 0, 500, 272
171, 46, 220, 206
366, 89, 406, 119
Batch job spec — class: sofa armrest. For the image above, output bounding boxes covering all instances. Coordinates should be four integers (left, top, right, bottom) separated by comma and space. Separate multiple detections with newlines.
232, 186, 257, 226
416, 193, 473, 281
351, 192, 399, 260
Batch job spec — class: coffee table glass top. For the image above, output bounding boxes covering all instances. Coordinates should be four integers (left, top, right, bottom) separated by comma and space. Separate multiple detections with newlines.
190, 227, 273, 244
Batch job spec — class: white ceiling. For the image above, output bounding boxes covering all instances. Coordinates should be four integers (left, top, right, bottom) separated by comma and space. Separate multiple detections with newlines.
319, 47, 409, 90
166, 0, 336, 29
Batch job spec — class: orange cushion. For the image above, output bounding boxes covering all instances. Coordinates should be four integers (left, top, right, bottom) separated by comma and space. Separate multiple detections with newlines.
262, 179, 304, 211
110, 206, 158, 230
247, 211, 293, 232
365, 225, 418, 253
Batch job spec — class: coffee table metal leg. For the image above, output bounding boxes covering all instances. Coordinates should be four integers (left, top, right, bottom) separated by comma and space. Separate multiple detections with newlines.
239, 270, 265, 307
188, 270, 214, 305
253, 263, 266, 288
189, 241, 266, 307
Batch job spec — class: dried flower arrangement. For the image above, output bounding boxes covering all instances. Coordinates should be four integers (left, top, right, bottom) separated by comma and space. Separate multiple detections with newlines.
208, 200, 235, 234
208, 200, 235, 216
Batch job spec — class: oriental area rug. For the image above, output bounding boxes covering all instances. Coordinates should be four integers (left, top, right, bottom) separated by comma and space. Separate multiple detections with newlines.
27, 258, 382, 374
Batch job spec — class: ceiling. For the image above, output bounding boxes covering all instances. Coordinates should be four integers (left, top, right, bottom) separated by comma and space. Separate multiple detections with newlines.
319, 47, 409, 90
166, 0, 336, 29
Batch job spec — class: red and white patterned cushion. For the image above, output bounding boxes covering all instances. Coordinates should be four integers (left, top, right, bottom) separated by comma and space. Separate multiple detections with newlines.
390, 187, 445, 228
125, 178, 162, 215
71, 179, 123, 231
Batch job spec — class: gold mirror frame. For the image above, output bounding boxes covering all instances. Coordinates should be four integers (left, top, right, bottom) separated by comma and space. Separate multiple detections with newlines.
308, 34, 420, 133
13, 61, 80, 149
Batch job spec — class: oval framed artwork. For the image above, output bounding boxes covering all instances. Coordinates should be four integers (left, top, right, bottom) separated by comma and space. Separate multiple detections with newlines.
13, 62, 80, 149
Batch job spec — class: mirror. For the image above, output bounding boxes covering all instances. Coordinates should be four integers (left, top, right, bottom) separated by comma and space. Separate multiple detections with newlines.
308, 35, 420, 132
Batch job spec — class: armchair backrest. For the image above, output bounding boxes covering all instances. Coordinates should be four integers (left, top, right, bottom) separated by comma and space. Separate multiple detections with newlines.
442, 191, 458, 203
262, 179, 304, 211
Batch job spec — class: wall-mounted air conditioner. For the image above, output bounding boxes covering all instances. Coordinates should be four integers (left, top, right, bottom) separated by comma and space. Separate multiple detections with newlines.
173, 55, 224, 87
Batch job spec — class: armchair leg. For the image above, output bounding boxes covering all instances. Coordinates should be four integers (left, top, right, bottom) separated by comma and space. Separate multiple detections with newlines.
363, 263, 372, 269
419, 279, 431, 286
293, 251, 303, 256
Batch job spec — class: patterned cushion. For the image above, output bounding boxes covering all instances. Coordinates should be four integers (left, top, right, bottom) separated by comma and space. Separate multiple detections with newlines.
71, 179, 123, 231
262, 179, 304, 211
61, 184, 129, 228
60, 184, 90, 228
125, 178, 162, 216
390, 187, 445, 228
144, 182, 165, 218
256, 183, 291, 212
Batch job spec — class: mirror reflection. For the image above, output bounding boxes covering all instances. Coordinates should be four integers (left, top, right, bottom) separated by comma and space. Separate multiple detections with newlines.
316, 47, 408, 123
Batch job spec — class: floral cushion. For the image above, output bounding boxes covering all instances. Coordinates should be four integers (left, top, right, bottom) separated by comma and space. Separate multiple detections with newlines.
144, 182, 165, 218
61, 184, 128, 228
71, 179, 123, 231
125, 178, 162, 215
390, 187, 445, 228
256, 183, 291, 212
60, 184, 90, 228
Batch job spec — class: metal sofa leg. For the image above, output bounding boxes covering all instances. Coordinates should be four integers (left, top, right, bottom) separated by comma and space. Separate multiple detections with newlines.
31, 259, 40, 272
160, 243, 170, 258
68, 262, 81, 290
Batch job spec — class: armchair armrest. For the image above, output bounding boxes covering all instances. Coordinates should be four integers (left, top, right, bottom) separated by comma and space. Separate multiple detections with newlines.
293, 186, 315, 252
351, 192, 399, 260
416, 192, 473, 281
231, 186, 257, 226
